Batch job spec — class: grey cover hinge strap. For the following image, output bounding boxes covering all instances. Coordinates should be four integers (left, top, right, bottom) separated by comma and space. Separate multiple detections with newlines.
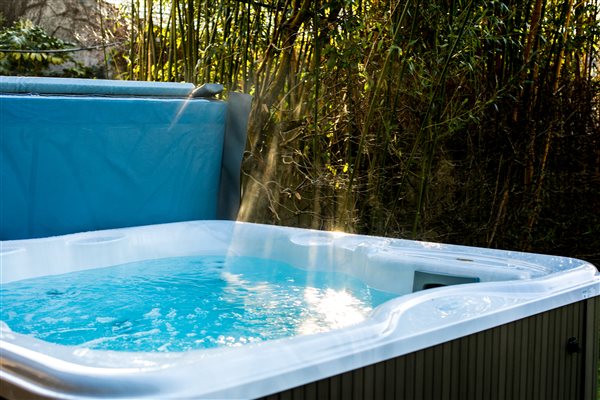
191, 83, 224, 98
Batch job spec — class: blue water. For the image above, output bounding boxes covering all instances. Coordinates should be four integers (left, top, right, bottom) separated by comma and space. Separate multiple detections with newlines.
0, 256, 397, 352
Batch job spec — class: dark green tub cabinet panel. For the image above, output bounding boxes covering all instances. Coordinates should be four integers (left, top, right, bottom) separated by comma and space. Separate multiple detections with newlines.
257, 297, 600, 400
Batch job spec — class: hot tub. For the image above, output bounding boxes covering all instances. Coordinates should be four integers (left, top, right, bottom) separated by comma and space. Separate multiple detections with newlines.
1, 77, 599, 399
1, 220, 599, 399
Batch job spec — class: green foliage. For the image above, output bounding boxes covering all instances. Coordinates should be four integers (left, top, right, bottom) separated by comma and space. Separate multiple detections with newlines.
122, 0, 600, 264
0, 19, 75, 76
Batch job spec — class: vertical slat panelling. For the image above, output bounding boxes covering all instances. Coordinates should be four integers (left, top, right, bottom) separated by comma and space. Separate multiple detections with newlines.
280, 390, 292, 400
527, 312, 537, 400
435, 344, 445, 399
505, 317, 516, 399
352, 365, 364, 399
291, 385, 304, 400
538, 311, 549, 400
304, 382, 317, 400
555, 303, 566, 398
535, 311, 544, 398
566, 303, 576, 399
533, 314, 543, 399
341, 370, 353, 400
575, 301, 588, 399
474, 333, 485, 399
465, 334, 477, 400
255, 299, 599, 400
363, 364, 374, 399
559, 306, 573, 399
383, 358, 395, 399
486, 329, 496, 400
507, 324, 523, 399
394, 350, 406, 400
576, 300, 585, 399
459, 333, 470, 399
524, 311, 534, 400
569, 302, 579, 399
574, 301, 582, 399
423, 346, 435, 400
482, 329, 493, 400
374, 360, 386, 399
559, 304, 569, 400
525, 313, 537, 400
584, 296, 600, 400
433, 344, 443, 398
414, 350, 425, 399
567, 302, 579, 399
316, 377, 329, 400
558, 305, 569, 398
582, 297, 595, 400
441, 341, 452, 400
329, 374, 341, 400
403, 353, 415, 399
548, 301, 559, 399
497, 324, 507, 400
489, 326, 500, 400
518, 317, 528, 399
450, 336, 461, 399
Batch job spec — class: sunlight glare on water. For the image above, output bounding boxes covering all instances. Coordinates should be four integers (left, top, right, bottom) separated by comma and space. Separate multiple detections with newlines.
0, 256, 397, 352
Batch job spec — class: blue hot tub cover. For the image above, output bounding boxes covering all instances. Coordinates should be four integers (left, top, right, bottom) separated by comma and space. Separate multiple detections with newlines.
0, 76, 250, 240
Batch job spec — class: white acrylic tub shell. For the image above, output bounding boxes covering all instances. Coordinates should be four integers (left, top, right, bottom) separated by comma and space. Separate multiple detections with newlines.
1, 220, 598, 399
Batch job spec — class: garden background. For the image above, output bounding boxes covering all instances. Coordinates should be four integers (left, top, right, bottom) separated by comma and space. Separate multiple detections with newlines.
1, 0, 598, 265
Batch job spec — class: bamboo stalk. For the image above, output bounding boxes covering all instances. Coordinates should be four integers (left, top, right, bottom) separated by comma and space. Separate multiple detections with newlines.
524, 0, 576, 243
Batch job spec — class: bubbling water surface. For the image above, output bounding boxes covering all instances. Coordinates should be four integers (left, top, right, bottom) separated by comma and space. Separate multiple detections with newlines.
0, 256, 397, 352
